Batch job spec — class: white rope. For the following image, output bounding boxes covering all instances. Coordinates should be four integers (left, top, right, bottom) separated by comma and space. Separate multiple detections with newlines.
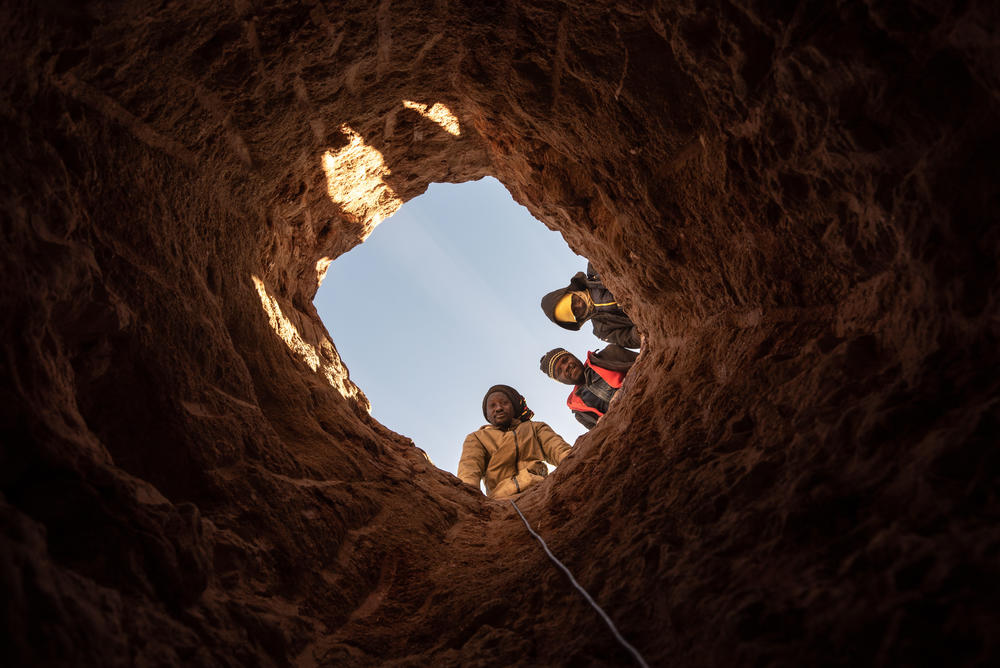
509, 499, 650, 668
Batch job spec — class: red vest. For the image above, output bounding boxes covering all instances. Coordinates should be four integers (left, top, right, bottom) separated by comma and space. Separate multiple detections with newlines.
565, 352, 628, 417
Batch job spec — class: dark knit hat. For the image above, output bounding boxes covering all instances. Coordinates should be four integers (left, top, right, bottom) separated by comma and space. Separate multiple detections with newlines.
540, 348, 573, 379
482, 385, 534, 422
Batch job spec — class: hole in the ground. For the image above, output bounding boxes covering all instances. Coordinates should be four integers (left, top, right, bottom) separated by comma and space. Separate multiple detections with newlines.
315, 176, 607, 473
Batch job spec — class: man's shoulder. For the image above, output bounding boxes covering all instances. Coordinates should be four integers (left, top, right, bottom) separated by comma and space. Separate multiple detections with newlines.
593, 344, 638, 361
519, 419, 551, 430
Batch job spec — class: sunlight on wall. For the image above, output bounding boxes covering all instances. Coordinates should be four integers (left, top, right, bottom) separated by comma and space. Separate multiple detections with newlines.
316, 256, 333, 288
252, 274, 369, 408
401, 100, 461, 136
322, 125, 402, 238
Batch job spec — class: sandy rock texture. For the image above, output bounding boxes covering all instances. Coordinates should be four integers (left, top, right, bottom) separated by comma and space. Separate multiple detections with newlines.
2, 0, 998, 666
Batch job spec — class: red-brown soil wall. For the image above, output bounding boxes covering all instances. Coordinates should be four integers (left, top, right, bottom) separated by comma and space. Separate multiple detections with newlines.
2, 1, 998, 666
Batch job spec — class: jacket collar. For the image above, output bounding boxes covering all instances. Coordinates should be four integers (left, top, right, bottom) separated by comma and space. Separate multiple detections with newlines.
483, 418, 522, 432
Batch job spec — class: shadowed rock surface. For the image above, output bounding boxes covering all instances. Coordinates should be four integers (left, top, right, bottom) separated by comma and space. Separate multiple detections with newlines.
2, 1, 998, 666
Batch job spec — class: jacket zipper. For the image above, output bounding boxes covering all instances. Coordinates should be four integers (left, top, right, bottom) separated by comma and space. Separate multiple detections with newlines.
512, 427, 521, 492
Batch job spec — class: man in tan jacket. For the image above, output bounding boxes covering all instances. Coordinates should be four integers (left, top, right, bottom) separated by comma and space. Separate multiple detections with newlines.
457, 384, 573, 498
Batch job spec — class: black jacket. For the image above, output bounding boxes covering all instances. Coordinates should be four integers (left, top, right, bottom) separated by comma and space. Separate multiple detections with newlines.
571, 345, 638, 429
540, 262, 640, 349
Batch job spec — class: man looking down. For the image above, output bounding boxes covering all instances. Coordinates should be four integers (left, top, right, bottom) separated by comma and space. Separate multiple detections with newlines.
540, 262, 641, 349
457, 385, 573, 498
540, 345, 638, 430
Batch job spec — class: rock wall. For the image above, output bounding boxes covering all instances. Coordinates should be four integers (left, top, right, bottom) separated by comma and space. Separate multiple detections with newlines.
2, 1, 998, 666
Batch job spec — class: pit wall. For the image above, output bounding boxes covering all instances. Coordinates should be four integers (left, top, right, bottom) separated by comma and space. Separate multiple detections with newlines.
1, 1, 997, 666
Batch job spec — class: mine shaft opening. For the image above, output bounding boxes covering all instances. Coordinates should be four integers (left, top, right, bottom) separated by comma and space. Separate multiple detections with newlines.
314, 176, 636, 482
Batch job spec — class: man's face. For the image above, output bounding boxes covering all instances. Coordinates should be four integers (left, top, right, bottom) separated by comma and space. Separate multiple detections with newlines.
571, 292, 589, 319
553, 353, 585, 385
486, 391, 515, 428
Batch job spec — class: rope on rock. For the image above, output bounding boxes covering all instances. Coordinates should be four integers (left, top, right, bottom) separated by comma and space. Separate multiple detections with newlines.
509, 499, 650, 668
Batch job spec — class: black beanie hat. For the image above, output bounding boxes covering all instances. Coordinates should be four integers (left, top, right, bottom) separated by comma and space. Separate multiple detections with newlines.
540, 348, 573, 379
482, 385, 534, 422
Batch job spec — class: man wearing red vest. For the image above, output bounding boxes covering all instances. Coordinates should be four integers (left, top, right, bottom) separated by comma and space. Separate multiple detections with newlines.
540, 344, 638, 429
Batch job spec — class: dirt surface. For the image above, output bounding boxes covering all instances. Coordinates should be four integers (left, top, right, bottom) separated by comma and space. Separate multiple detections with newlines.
2, 1, 998, 666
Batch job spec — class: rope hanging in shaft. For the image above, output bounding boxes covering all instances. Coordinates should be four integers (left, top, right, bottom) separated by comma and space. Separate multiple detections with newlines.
509, 499, 650, 668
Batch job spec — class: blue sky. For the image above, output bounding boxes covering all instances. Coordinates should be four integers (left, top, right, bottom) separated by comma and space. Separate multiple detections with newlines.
315, 177, 599, 474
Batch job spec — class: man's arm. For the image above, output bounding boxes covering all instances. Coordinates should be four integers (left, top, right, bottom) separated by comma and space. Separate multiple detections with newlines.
575, 410, 599, 430
591, 314, 641, 349
533, 422, 572, 465
456, 432, 487, 490
584, 263, 618, 305
593, 343, 639, 370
